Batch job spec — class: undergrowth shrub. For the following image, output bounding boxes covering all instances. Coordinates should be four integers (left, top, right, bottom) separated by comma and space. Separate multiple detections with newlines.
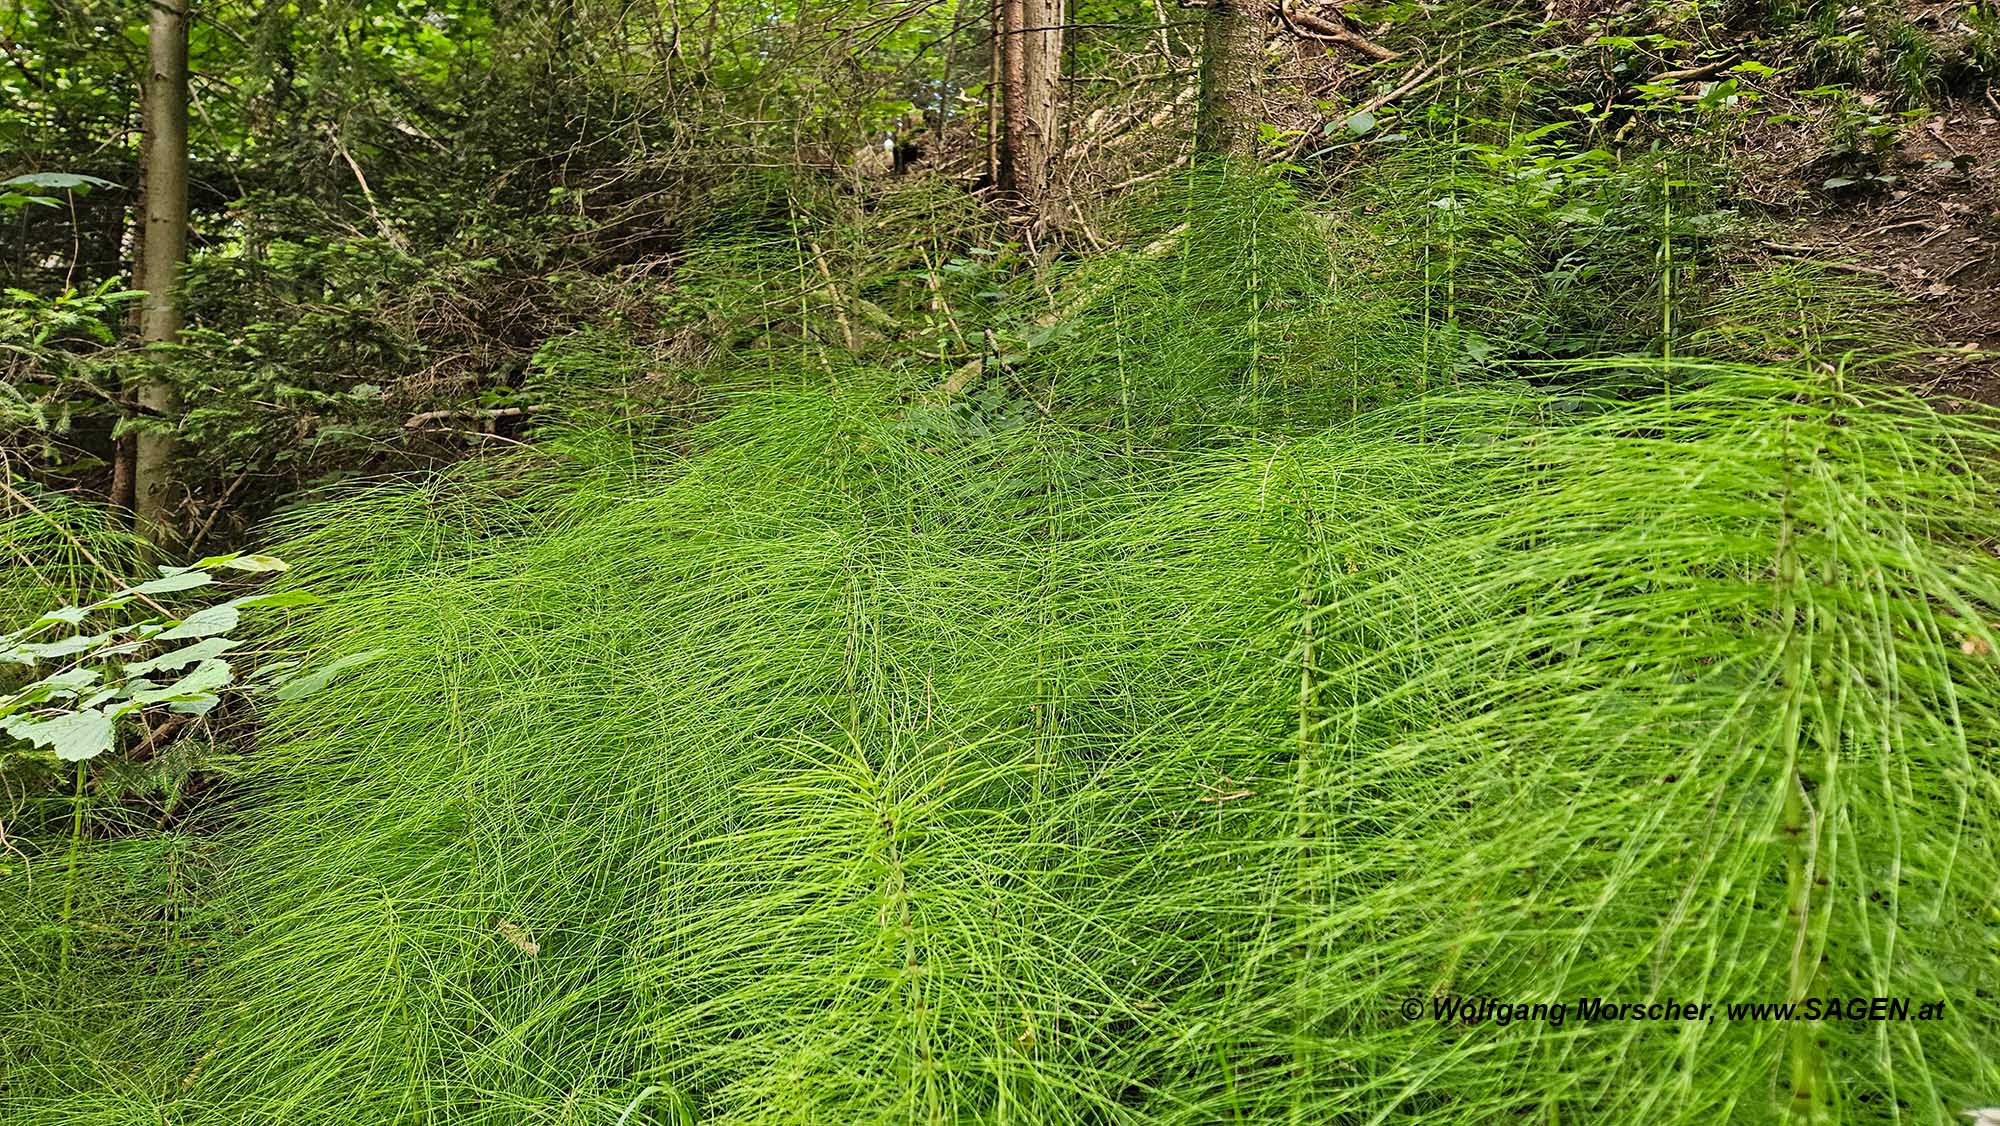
1778, 0, 1997, 104
999, 166, 1436, 438
663, 175, 1011, 385
14, 358, 1984, 1124
1353, 131, 1740, 372
0, 493, 246, 1124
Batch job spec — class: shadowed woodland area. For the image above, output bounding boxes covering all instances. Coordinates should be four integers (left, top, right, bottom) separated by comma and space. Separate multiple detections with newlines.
2, 1, 1998, 1122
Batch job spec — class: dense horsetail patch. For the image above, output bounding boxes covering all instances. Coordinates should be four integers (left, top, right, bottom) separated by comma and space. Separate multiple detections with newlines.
7, 364, 1985, 1123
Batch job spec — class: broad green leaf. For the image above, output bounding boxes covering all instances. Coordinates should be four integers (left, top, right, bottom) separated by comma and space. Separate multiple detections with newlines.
1, 668, 102, 715
126, 636, 237, 677
158, 604, 240, 641
39, 668, 101, 695
167, 695, 221, 717
160, 658, 232, 698
118, 659, 233, 717
272, 648, 388, 702
190, 553, 289, 574
23, 631, 112, 661
131, 570, 214, 596
1, 171, 118, 191
37, 606, 90, 626
2, 708, 116, 762
233, 590, 319, 610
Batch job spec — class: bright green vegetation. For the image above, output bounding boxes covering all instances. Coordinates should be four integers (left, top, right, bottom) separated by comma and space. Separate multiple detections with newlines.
198, 368, 2000, 1120
9, 345, 1997, 1121
6, 0, 1998, 1117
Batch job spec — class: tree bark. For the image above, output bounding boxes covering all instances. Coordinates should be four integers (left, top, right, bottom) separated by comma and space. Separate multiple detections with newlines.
134, 0, 190, 546
986, 0, 1003, 185
996, 0, 1062, 216
1197, 0, 1263, 157
111, 126, 150, 519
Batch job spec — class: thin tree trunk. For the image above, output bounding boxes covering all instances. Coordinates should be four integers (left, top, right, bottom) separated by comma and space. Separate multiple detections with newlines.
1197, 0, 1262, 157
135, 0, 191, 546
997, 0, 1026, 189
996, 0, 1061, 217
111, 127, 146, 518
986, 0, 1001, 184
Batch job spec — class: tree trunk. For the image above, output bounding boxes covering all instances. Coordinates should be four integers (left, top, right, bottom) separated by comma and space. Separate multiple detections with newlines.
111, 126, 150, 519
1197, 0, 1262, 157
134, 0, 190, 546
987, 0, 1002, 185
996, 0, 1062, 216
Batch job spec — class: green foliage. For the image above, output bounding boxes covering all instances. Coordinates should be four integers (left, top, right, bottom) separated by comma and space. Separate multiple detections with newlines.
0, 531, 313, 1125
1353, 131, 1740, 371
1786, 2, 1950, 105
0, 171, 117, 211
1, 553, 302, 766
0, 487, 146, 618
1692, 261, 1916, 361
997, 166, 1435, 437
4, 353, 1992, 1122
1754, 0, 1996, 104
0, 819, 215, 1125
1, 0, 992, 517
660, 175, 1013, 383
0, 279, 140, 460
2, 3, 1996, 1118
1797, 85, 1921, 191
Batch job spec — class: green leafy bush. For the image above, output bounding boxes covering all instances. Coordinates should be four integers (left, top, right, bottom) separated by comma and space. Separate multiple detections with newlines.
1, 552, 302, 765
0, 279, 140, 468
1355, 128, 1741, 368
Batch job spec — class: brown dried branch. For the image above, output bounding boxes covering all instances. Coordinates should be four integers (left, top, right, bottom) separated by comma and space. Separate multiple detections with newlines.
1271, 0, 1401, 62
402, 405, 545, 429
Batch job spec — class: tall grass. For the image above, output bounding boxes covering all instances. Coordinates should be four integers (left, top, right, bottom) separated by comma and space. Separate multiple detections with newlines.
0, 488, 207, 1124
3, 168, 1995, 1123
0, 487, 147, 620
21, 358, 1967, 1124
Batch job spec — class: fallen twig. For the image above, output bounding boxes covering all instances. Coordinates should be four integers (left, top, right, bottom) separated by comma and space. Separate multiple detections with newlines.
133, 714, 194, 761
1353, 54, 1452, 116
1283, 54, 1452, 161
402, 405, 545, 429
323, 123, 410, 253
929, 226, 1188, 402
1648, 54, 1740, 84
1271, 0, 1401, 61
185, 466, 253, 557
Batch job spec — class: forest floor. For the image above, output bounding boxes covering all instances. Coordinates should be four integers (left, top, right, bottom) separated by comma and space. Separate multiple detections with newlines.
1745, 88, 2000, 405
1670, 0, 2000, 405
